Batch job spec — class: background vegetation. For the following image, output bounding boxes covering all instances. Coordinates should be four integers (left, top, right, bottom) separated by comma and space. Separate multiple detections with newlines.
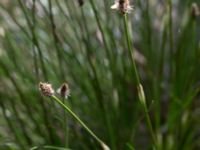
0, 0, 200, 149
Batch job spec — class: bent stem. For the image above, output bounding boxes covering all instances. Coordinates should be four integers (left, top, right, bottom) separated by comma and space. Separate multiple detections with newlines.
51, 95, 110, 150
123, 14, 157, 148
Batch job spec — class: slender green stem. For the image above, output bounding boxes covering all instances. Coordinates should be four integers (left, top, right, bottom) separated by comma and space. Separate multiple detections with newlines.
10, 99, 32, 146
0, 61, 45, 140
62, 98, 68, 147
81, 2, 116, 149
51, 95, 110, 150
89, 0, 111, 63
0, 4, 30, 39
145, 0, 152, 58
17, 0, 48, 81
123, 14, 140, 85
48, 0, 65, 80
123, 14, 157, 148
168, 0, 174, 79
32, 0, 39, 80
0, 102, 25, 149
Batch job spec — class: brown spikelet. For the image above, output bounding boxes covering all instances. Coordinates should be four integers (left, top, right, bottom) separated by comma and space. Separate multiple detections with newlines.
191, 3, 200, 19
57, 83, 70, 99
77, 0, 84, 6
111, 0, 133, 13
39, 82, 55, 97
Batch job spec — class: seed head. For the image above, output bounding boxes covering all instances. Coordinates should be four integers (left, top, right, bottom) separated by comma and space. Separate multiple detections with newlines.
57, 83, 70, 99
39, 82, 55, 97
77, 0, 84, 6
191, 3, 200, 19
111, 0, 133, 14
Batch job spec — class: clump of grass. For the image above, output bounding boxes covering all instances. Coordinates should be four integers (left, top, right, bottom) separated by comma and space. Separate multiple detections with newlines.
0, 0, 200, 149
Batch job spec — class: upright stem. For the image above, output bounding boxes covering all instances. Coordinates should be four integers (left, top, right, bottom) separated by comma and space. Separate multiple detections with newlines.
51, 95, 110, 150
123, 14, 140, 84
62, 98, 68, 147
89, 0, 111, 63
123, 14, 157, 148
0, 102, 25, 149
48, 0, 65, 80
168, 0, 174, 78
31, 0, 39, 79
85, 1, 117, 148
17, 0, 48, 81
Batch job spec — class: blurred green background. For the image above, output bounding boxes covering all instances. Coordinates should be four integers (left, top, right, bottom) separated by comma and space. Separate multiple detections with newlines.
0, 0, 200, 149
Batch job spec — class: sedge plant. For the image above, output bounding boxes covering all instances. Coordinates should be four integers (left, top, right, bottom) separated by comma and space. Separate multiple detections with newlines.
0, 0, 200, 149
39, 82, 110, 150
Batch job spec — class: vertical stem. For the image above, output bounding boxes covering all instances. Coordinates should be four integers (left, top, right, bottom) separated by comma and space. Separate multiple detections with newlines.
32, 0, 39, 79
89, 0, 111, 62
62, 98, 68, 147
146, 0, 152, 57
17, 0, 48, 81
123, 14, 157, 148
9, 100, 32, 146
123, 14, 140, 84
31, 1, 56, 143
0, 102, 25, 149
103, 0, 110, 22
82, 2, 116, 149
0, 61, 45, 140
168, 0, 174, 78
155, 22, 168, 131
48, 0, 65, 80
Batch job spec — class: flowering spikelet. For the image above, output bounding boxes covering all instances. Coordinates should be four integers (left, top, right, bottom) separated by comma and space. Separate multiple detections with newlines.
57, 83, 70, 99
111, 0, 133, 13
39, 82, 55, 97
191, 3, 200, 19
77, 0, 84, 6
